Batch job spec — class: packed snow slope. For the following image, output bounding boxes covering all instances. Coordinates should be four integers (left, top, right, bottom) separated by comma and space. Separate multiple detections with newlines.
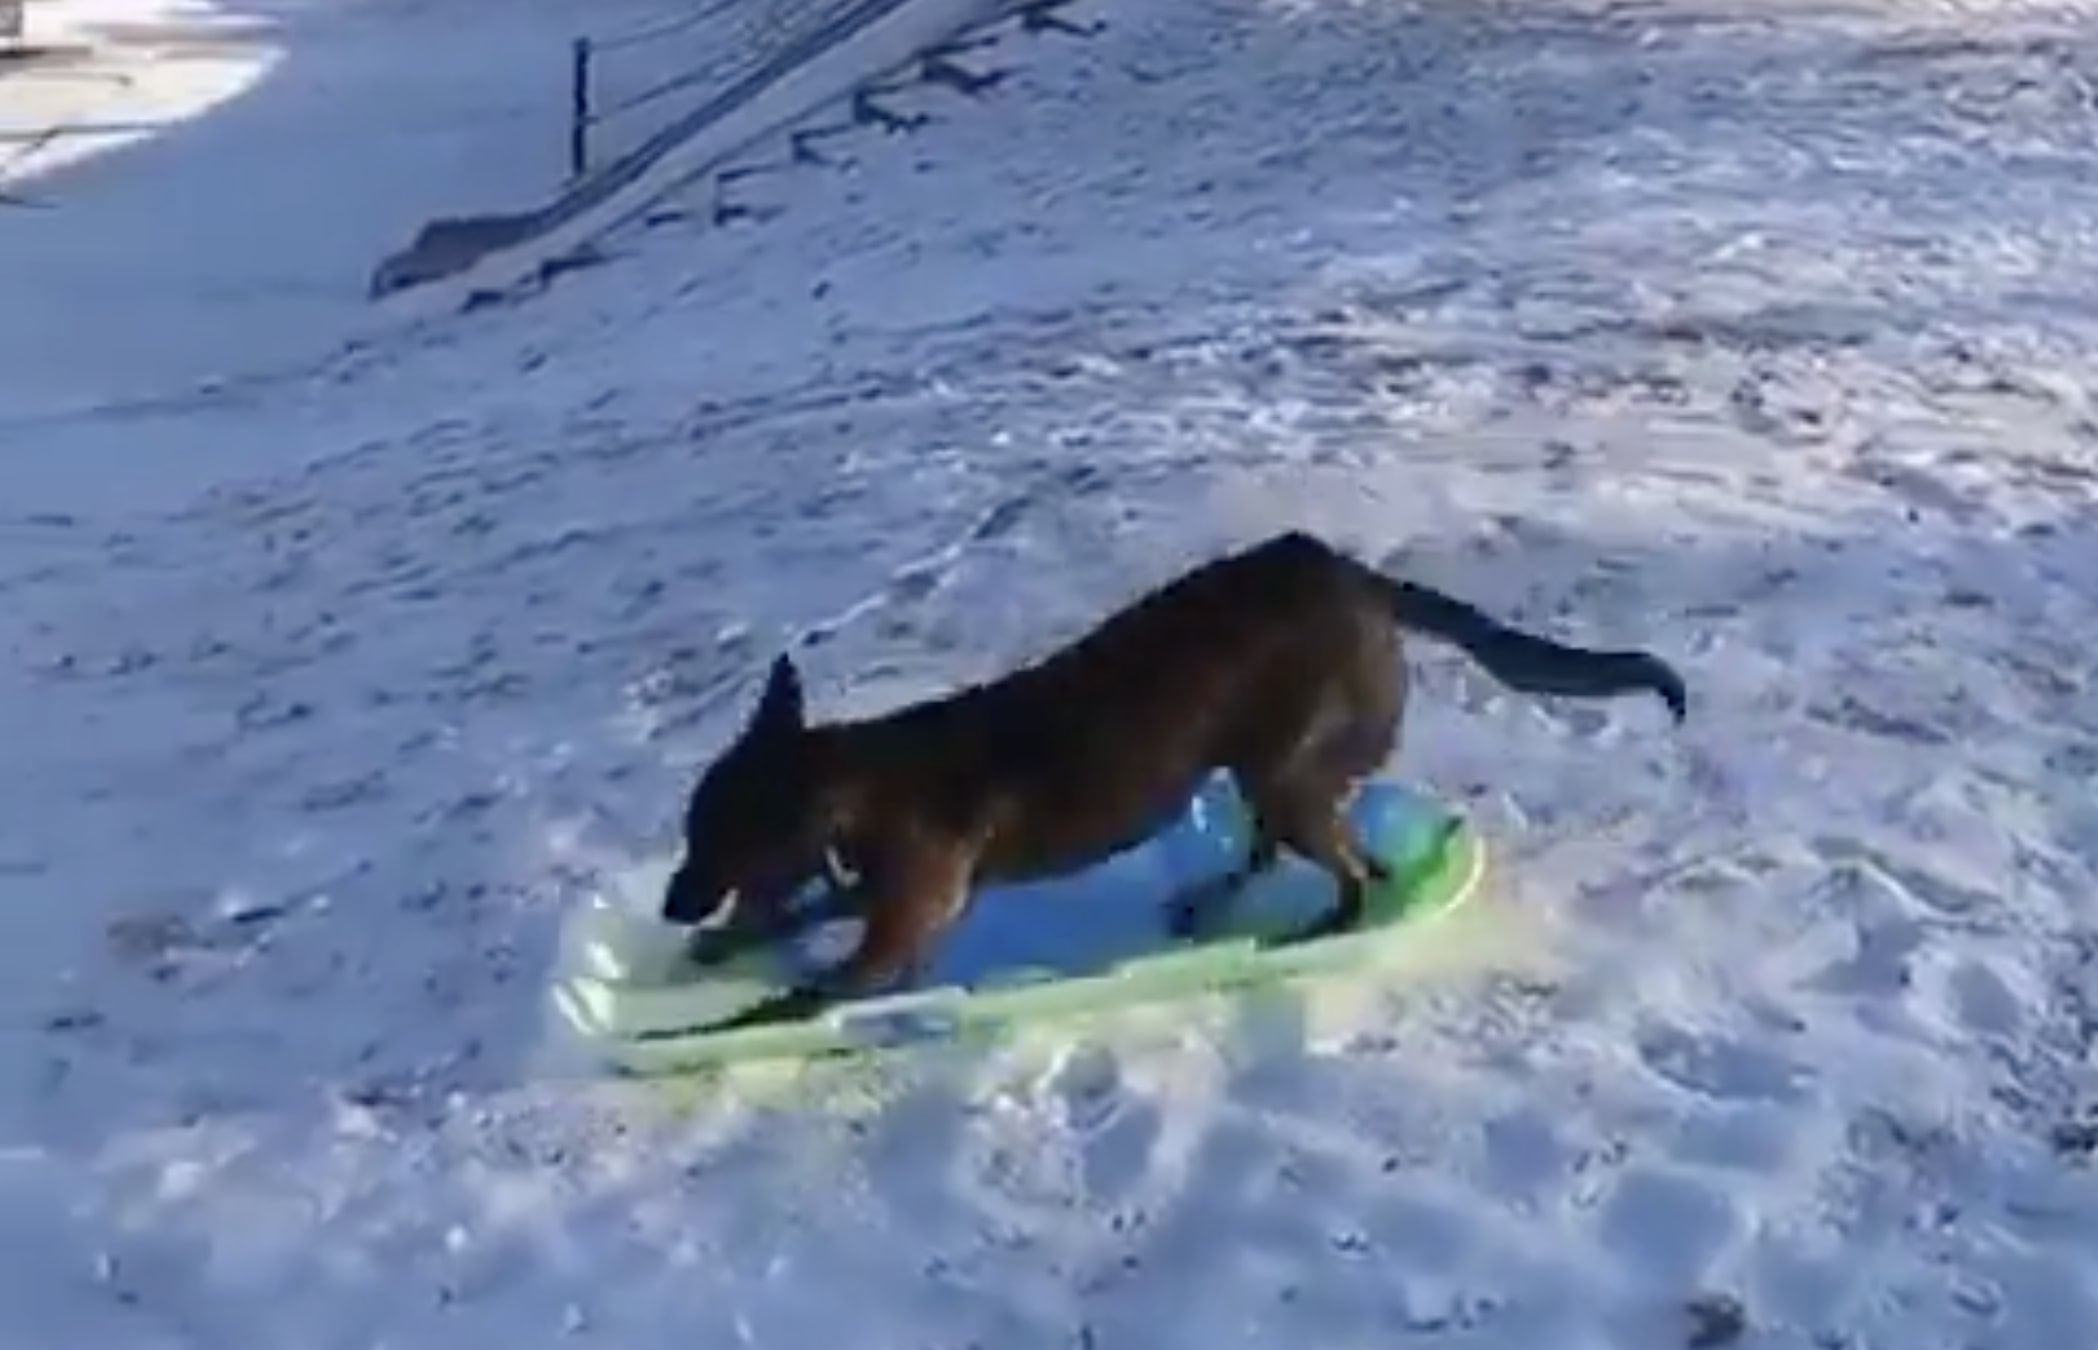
9, 0, 2098, 1345
0, 0, 678, 423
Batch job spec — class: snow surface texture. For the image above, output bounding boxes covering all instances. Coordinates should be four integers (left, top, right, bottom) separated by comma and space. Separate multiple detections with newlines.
9, 0, 2098, 1344
0, 0, 677, 421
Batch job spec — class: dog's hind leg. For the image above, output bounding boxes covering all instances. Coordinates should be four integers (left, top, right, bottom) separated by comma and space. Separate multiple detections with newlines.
1258, 642, 1407, 946
1262, 790, 1378, 945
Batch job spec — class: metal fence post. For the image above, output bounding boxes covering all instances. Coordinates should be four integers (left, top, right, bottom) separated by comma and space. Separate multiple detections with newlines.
569, 36, 592, 179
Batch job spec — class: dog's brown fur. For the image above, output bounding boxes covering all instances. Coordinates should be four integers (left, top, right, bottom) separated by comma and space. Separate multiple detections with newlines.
663, 530, 1687, 1027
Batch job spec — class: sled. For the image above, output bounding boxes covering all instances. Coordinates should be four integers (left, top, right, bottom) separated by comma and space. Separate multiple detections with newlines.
548, 775, 1486, 1075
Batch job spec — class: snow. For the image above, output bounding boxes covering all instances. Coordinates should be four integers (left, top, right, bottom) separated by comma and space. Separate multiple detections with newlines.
8, 0, 2098, 1343
0, 0, 674, 423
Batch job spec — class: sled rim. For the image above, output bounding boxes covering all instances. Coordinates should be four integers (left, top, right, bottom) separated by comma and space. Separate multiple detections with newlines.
548, 792, 1487, 1075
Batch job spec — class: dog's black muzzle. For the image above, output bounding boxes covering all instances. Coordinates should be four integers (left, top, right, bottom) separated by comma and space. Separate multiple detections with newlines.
660, 863, 728, 926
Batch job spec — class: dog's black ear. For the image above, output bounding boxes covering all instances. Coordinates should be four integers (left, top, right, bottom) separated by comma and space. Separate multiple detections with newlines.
748, 652, 805, 736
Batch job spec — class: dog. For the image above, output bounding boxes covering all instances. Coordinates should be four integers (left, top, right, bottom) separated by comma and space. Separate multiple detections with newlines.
661, 530, 1687, 1029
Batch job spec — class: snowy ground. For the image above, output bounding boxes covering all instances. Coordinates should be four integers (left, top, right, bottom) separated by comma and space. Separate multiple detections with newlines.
10, 0, 2098, 1344
0, 0, 678, 423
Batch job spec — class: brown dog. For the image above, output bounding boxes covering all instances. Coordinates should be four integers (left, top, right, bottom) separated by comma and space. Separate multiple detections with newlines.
661, 530, 1686, 1028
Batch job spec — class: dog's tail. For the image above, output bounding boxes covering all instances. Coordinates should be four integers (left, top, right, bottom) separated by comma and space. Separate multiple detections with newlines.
1374, 571, 1688, 722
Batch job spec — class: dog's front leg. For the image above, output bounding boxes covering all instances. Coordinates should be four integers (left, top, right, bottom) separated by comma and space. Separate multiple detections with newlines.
817, 853, 969, 996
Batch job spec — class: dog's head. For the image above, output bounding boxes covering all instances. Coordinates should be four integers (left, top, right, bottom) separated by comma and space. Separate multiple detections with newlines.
661, 653, 834, 926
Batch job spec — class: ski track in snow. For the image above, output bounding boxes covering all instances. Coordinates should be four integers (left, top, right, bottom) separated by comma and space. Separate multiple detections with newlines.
10, 0, 2098, 1344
